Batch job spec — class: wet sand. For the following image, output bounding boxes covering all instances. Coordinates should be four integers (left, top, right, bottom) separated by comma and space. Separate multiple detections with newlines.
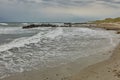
71, 43, 120, 80
2, 47, 113, 80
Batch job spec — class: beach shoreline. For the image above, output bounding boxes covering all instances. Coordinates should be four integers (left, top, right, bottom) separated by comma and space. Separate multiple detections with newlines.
2, 42, 117, 80
1, 25, 120, 80
2, 51, 114, 80
71, 43, 120, 80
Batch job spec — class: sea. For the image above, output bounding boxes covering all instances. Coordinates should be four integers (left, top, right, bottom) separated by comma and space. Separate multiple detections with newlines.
0, 22, 119, 79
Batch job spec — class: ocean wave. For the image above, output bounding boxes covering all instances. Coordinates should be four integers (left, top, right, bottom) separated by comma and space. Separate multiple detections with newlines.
0, 27, 119, 79
0, 27, 21, 34
21, 23, 28, 25
0, 27, 63, 52
0, 27, 118, 52
0, 23, 8, 26
0, 27, 42, 34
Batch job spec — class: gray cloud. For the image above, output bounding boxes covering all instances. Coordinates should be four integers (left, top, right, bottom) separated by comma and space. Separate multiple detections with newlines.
20, 0, 94, 7
1, 0, 120, 8
100, 0, 120, 4
1, 0, 120, 7
0, 0, 120, 22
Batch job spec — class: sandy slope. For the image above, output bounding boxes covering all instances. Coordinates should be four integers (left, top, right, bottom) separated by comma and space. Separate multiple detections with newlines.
71, 44, 120, 80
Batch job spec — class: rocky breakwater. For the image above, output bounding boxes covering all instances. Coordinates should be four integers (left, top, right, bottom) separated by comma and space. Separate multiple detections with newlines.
22, 24, 59, 29
22, 23, 79, 29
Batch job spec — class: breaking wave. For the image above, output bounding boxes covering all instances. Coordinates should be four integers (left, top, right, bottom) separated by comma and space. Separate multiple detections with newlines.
0, 26, 52, 34
0, 23, 8, 26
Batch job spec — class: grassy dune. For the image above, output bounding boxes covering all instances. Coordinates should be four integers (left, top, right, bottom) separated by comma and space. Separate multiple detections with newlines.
90, 17, 120, 31
93, 17, 120, 23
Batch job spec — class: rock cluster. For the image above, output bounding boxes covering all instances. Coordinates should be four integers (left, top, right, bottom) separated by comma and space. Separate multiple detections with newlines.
22, 24, 59, 29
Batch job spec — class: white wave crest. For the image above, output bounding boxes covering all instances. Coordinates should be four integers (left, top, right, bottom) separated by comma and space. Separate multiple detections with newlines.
0, 27, 63, 52
0, 23, 8, 26
21, 23, 28, 25
0, 27, 119, 52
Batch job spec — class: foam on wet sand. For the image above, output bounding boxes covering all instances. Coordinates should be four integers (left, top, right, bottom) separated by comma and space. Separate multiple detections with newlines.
1, 27, 120, 80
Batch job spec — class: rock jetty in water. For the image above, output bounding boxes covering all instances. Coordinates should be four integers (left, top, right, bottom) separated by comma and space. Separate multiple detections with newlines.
22, 23, 74, 29
22, 24, 59, 29
22, 23, 94, 29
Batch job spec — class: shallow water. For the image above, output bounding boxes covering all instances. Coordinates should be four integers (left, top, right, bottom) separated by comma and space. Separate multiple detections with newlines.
0, 23, 119, 79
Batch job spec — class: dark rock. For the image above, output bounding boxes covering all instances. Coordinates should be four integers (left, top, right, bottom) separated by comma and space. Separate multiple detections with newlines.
22, 23, 59, 29
117, 31, 120, 34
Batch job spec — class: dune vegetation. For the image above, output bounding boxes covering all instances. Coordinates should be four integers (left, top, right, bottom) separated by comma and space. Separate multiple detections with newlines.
93, 17, 120, 23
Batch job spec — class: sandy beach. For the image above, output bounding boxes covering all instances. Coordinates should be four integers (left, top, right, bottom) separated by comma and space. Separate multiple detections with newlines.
2, 50, 113, 80
71, 43, 120, 80
1, 25, 120, 80
0, 22, 119, 80
1, 0, 120, 79
2, 41, 119, 80
70, 22, 120, 80
2, 44, 120, 80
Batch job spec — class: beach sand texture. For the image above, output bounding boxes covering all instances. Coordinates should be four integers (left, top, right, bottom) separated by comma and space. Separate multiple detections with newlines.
2, 44, 119, 80
3, 44, 120, 80
71, 43, 120, 80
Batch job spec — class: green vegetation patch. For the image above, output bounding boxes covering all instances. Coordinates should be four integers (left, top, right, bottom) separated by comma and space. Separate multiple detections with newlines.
93, 17, 120, 23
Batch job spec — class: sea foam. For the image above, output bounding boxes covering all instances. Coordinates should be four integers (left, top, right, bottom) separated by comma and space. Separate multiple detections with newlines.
0, 27, 119, 79
0, 27, 63, 52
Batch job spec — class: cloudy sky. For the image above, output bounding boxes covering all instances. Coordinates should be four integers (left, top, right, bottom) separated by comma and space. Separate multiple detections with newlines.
0, 0, 120, 22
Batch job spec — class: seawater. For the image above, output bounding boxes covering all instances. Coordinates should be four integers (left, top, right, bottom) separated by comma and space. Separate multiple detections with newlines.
0, 22, 119, 79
